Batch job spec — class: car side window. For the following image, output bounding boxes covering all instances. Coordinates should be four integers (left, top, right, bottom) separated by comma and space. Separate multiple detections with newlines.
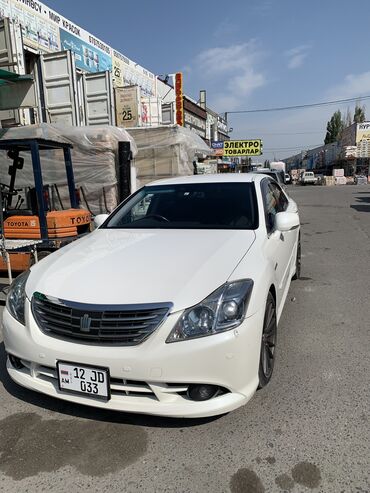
261, 179, 289, 234
261, 179, 275, 234
269, 181, 289, 212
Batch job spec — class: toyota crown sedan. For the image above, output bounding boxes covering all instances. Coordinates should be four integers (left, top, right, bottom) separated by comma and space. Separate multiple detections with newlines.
3, 174, 301, 418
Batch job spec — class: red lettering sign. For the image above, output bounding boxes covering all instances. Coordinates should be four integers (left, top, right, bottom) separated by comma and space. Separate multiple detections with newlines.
175, 72, 184, 126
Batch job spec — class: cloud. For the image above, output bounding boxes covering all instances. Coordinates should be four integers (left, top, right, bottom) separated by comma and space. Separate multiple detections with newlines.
235, 69, 370, 159
327, 70, 370, 99
197, 42, 259, 73
285, 45, 310, 69
252, 0, 272, 16
213, 19, 237, 38
195, 41, 266, 111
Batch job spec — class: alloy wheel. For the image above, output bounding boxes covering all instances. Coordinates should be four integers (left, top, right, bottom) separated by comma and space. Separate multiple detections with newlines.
258, 293, 277, 388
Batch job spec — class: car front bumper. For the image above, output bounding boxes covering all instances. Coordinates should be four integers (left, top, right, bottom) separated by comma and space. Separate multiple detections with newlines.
2, 301, 264, 418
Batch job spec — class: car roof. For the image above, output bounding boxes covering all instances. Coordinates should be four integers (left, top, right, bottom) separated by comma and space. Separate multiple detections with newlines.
146, 173, 267, 187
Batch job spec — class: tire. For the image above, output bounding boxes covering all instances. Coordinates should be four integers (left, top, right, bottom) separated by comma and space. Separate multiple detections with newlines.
292, 236, 301, 280
258, 292, 277, 389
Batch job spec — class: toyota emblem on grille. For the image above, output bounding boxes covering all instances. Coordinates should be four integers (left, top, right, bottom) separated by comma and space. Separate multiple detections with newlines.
80, 314, 92, 332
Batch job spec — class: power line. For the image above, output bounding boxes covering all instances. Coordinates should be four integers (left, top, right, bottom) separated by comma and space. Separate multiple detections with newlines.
242, 131, 323, 136
263, 144, 321, 151
226, 95, 370, 115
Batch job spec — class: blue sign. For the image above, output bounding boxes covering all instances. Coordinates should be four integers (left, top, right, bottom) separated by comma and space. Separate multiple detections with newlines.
211, 141, 224, 149
60, 29, 112, 73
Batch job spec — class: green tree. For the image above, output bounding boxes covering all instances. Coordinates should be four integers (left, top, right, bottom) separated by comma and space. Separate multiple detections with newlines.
344, 107, 352, 127
353, 104, 366, 123
324, 110, 344, 144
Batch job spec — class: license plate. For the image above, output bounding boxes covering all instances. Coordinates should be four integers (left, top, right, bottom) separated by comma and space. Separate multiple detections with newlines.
57, 361, 110, 401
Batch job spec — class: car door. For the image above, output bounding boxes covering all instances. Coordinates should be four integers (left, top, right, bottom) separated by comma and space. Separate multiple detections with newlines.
261, 178, 297, 313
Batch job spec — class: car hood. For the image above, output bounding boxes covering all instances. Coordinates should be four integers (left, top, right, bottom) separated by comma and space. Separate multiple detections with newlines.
26, 229, 256, 312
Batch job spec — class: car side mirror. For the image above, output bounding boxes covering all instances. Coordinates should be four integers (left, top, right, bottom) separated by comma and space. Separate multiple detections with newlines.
274, 212, 299, 232
94, 214, 109, 229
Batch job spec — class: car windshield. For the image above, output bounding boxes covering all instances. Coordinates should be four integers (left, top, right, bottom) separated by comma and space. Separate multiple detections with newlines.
104, 182, 258, 230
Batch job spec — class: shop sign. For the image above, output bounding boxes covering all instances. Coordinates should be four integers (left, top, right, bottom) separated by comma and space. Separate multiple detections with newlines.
211, 141, 224, 156
211, 141, 224, 149
223, 139, 262, 156
0, 0, 60, 52
184, 111, 206, 138
60, 29, 112, 73
175, 72, 184, 126
112, 50, 156, 96
0, 0, 157, 95
115, 86, 140, 128
112, 50, 129, 87
356, 122, 370, 143
355, 122, 370, 158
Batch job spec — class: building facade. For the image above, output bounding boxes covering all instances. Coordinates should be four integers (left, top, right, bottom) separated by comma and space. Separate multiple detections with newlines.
0, 1, 227, 140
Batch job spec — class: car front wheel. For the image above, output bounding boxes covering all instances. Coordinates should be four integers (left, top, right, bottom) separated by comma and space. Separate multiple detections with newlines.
258, 292, 277, 388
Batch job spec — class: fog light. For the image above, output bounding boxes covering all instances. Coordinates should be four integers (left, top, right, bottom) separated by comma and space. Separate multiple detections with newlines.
8, 354, 24, 370
187, 384, 219, 401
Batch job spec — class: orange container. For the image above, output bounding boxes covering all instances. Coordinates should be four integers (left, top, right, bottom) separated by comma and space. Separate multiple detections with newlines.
0, 252, 32, 272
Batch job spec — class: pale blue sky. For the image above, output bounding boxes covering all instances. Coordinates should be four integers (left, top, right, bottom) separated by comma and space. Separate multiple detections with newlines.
46, 0, 370, 160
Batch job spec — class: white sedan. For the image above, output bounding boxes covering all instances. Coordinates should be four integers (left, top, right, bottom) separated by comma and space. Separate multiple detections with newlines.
3, 174, 301, 418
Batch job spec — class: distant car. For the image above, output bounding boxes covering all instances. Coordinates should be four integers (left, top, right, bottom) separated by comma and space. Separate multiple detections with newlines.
299, 171, 317, 185
284, 173, 291, 184
3, 174, 301, 418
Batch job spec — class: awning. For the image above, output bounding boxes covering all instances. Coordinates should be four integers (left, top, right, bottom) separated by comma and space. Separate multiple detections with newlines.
0, 69, 35, 110
0, 68, 33, 86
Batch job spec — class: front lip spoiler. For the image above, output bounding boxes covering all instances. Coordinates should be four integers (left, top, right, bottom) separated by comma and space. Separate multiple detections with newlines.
6, 357, 255, 418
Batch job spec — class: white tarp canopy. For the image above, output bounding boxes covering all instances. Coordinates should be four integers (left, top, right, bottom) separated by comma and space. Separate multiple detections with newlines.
0, 123, 213, 214
0, 124, 137, 215
127, 125, 214, 188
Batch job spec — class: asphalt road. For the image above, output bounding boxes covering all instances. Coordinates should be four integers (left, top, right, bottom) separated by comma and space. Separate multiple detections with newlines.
0, 185, 369, 493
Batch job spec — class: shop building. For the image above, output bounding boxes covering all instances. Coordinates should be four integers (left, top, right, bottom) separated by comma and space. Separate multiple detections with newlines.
183, 96, 207, 140
206, 108, 229, 145
0, 1, 227, 139
283, 123, 370, 175
0, 1, 160, 127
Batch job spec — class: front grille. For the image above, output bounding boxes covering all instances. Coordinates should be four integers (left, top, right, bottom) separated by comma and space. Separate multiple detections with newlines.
32, 293, 172, 345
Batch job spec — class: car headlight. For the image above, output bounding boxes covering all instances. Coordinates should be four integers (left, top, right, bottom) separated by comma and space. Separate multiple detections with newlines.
166, 279, 254, 343
6, 270, 30, 325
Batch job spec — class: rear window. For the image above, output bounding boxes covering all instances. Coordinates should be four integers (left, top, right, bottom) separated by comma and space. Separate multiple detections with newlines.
104, 182, 259, 230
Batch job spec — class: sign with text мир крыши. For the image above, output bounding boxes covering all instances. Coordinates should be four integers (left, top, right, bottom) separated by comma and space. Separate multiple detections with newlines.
223, 140, 262, 156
